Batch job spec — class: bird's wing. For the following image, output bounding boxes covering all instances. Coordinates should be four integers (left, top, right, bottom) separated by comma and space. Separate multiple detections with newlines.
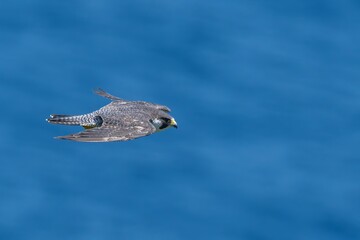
95, 90, 171, 112
94, 88, 127, 102
154, 104, 171, 112
56, 120, 156, 142
135, 101, 171, 112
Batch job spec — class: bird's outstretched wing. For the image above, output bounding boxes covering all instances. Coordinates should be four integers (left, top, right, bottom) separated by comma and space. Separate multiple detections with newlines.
95, 88, 171, 112
135, 101, 171, 113
56, 121, 156, 142
94, 88, 126, 102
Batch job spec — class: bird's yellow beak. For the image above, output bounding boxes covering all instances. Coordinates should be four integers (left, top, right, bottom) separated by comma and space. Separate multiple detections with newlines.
170, 118, 178, 128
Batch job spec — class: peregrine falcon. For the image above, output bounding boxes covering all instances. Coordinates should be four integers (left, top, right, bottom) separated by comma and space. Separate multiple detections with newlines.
46, 89, 177, 142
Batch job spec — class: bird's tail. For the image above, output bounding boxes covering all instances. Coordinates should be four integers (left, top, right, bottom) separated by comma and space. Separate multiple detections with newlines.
46, 114, 84, 126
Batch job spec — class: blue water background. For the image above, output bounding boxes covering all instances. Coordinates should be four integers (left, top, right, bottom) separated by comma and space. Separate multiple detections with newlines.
0, 0, 359, 239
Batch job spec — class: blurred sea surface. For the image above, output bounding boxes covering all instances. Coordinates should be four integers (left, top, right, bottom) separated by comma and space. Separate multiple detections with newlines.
0, 0, 359, 239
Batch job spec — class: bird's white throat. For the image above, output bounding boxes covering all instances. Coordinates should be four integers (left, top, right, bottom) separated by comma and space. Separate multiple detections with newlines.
151, 118, 165, 132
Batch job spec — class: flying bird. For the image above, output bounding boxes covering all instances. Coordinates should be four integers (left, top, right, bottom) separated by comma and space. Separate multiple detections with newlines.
46, 89, 177, 142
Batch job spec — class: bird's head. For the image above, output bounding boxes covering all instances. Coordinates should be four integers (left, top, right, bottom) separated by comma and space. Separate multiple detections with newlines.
151, 112, 177, 131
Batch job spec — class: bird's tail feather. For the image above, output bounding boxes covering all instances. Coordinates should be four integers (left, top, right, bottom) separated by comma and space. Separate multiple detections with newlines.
46, 114, 83, 126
